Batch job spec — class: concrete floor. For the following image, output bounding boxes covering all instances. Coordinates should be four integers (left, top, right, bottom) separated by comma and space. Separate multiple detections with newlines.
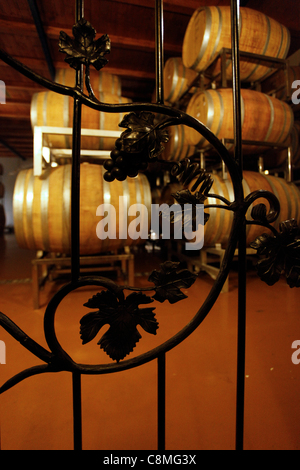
0, 233, 300, 450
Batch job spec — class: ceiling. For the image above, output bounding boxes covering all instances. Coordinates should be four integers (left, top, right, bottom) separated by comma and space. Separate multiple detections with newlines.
0, 0, 299, 161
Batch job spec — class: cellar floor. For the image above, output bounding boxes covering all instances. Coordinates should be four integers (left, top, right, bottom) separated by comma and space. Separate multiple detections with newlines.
0, 232, 300, 450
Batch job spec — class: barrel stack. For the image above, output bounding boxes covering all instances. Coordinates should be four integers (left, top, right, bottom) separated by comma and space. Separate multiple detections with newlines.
31, 68, 131, 151
14, 69, 153, 257
160, 5, 300, 248
182, 6, 290, 83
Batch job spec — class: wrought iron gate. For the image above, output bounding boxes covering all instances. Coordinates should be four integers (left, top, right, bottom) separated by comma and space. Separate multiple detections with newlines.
0, 0, 299, 451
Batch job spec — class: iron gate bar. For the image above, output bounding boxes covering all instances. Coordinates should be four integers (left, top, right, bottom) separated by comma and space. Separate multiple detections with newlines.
72, 371, 83, 450
157, 353, 166, 450
71, 1, 85, 451
230, 0, 247, 451
155, 0, 164, 105
71, 96, 83, 284
155, 0, 166, 450
231, 0, 243, 173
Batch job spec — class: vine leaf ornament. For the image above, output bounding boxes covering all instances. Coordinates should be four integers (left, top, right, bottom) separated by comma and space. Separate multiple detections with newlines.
80, 291, 158, 362
80, 261, 197, 361
118, 112, 169, 159
59, 18, 111, 71
250, 219, 300, 287
148, 261, 197, 304
80, 290, 158, 362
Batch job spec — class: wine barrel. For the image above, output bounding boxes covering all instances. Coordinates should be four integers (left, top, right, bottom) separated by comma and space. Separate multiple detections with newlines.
262, 122, 300, 169
182, 7, 290, 82
162, 124, 197, 162
30, 91, 132, 150
0, 204, 5, 235
164, 58, 199, 103
13, 163, 151, 255
261, 66, 300, 101
185, 88, 294, 153
55, 68, 122, 96
189, 171, 300, 247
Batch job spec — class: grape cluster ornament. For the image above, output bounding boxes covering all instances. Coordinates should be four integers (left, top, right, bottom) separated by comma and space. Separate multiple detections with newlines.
103, 111, 169, 182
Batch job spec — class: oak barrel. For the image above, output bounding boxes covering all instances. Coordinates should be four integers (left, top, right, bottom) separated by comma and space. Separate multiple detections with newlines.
13, 163, 151, 255
30, 91, 132, 150
162, 124, 197, 162
185, 88, 294, 153
55, 68, 122, 96
262, 122, 300, 169
164, 58, 199, 104
182, 7, 290, 82
189, 171, 300, 247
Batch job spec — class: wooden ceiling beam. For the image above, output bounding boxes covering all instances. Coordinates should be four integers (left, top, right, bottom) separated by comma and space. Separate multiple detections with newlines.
0, 139, 27, 160
0, 18, 182, 55
105, 0, 199, 15
0, 16, 37, 33
0, 103, 30, 118
46, 26, 182, 55
1, 56, 157, 81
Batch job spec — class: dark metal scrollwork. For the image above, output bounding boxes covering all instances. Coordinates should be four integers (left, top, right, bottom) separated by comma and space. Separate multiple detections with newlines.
80, 261, 197, 362
0, 261, 197, 392
0, 10, 299, 406
250, 218, 300, 287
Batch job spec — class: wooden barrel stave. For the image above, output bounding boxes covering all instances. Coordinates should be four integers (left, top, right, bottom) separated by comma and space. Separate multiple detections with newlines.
162, 124, 197, 162
164, 57, 199, 104
13, 163, 151, 255
55, 68, 122, 96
